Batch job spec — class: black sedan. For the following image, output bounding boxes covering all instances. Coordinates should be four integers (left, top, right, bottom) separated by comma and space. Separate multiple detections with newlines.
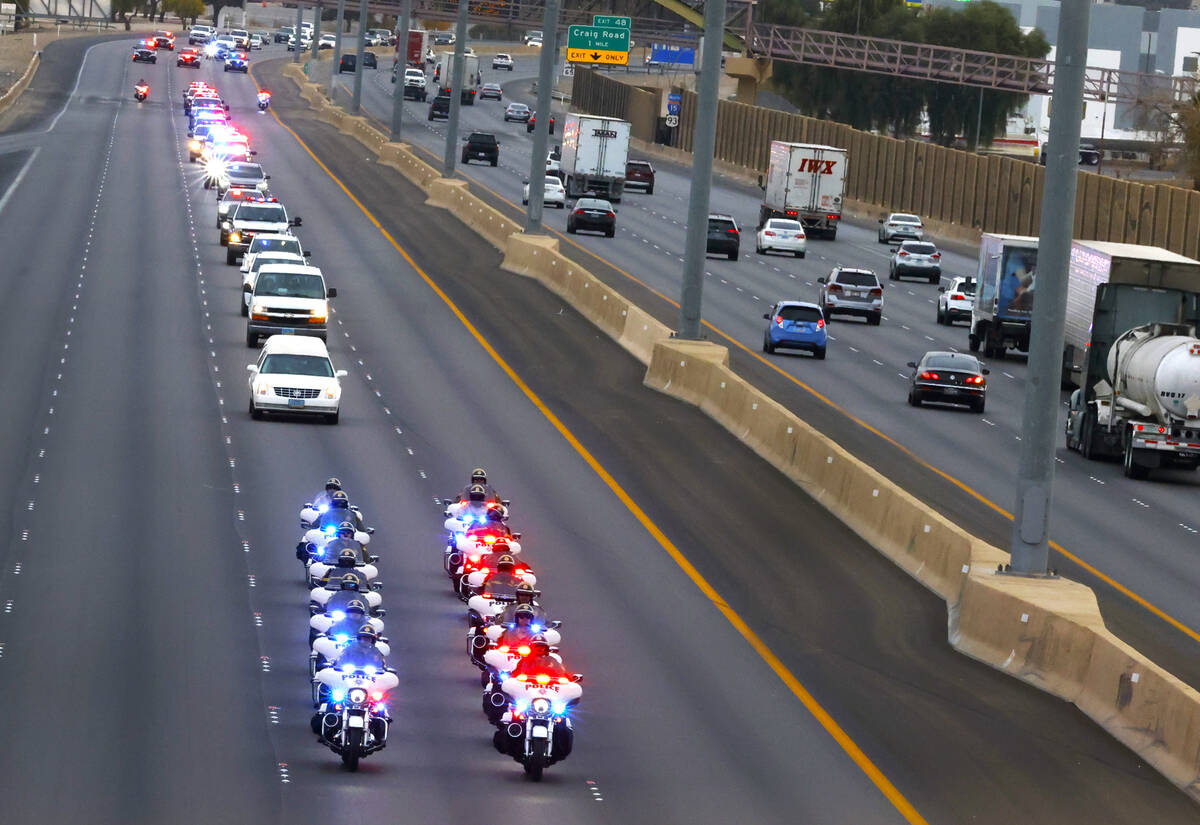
132, 47, 157, 64
527, 112, 554, 134
906, 351, 988, 413
567, 198, 616, 238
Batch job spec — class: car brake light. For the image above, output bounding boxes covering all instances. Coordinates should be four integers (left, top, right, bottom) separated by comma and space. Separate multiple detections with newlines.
606, 212, 615, 218
828, 283, 842, 292
898, 251, 908, 257
574, 209, 584, 215
727, 228, 738, 235
932, 252, 941, 259
816, 319, 825, 329
919, 371, 940, 380
785, 209, 797, 216
763, 231, 775, 236
951, 293, 964, 300
774, 315, 784, 326
869, 288, 882, 297
827, 214, 839, 220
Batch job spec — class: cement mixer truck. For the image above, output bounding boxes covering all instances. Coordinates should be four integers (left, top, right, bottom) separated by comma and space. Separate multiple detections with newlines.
1066, 285, 1200, 479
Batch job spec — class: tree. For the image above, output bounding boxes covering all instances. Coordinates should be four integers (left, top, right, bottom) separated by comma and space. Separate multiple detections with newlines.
110, 0, 137, 30
166, 0, 204, 27
919, 2, 1049, 147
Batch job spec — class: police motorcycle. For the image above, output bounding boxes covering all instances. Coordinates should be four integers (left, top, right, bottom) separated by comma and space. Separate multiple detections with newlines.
311, 627, 398, 771
298, 520, 373, 583
493, 640, 582, 780
257, 89, 271, 111
311, 604, 391, 677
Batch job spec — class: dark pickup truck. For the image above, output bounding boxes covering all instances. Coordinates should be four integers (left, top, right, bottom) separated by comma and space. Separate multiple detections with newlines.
462, 132, 499, 166
428, 89, 451, 121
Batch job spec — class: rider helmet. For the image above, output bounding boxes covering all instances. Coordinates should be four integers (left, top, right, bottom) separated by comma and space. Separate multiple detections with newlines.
471, 467, 487, 484
495, 554, 516, 572
529, 633, 551, 655
467, 483, 487, 503
346, 599, 368, 614
338, 575, 362, 590
336, 548, 358, 567
356, 624, 379, 643
492, 537, 510, 553
337, 521, 356, 538
330, 490, 350, 509
486, 507, 505, 523
325, 477, 342, 492
515, 582, 537, 602
513, 604, 536, 622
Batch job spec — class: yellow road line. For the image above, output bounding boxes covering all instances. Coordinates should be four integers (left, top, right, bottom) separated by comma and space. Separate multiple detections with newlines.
256, 65, 930, 825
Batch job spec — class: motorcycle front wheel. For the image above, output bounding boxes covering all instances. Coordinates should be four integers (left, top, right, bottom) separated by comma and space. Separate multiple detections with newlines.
342, 728, 362, 771
523, 752, 545, 781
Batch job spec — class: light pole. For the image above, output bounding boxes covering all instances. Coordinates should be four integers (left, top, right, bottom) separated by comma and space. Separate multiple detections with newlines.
524, 0, 559, 233
329, 0, 345, 101
391, 0, 412, 141
441, 0, 469, 178
351, 0, 368, 113
676, 0, 726, 339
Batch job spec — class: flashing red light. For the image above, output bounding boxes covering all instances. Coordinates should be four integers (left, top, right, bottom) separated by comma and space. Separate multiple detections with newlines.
919, 371, 940, 380
774, 315, 784, 326
517, 646, 531, 656
516, 674, 528, 681
534, 674, 551, 685
816, 319, 825, 329
371, 691, 383, 701
557, 676, 569, 684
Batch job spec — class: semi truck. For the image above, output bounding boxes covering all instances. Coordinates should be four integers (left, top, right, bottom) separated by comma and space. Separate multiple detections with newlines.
757, 142, 847, 240
970, 235, 1200, 364
559, 114, 630, 202
433, 52, 479, 104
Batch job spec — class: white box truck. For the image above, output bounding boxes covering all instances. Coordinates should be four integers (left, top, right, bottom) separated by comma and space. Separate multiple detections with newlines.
758, 141, 847, 240
559, 114, 631, 202
433, 52, 479, 104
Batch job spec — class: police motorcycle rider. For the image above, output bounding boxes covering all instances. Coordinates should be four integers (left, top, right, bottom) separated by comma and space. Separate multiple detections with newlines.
311, 545, 379, 590
300, 477, 344, 527
466, 553, 536, 624
473, 584, 561, 669
311, 568, 382, 614
311, 624, 398, 746
312, 597, 391, 676
310, 575, 384, 642
308, 522, 378, 586
299, 491, 370, 561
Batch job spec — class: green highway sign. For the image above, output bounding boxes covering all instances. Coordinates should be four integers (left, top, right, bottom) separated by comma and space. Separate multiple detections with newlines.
567, 24, 630, 54
592, 15, 631, 29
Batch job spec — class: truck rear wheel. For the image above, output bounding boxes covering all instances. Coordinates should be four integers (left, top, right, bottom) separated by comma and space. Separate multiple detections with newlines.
1124, 434, 1150, 480
968, 333, 980, 352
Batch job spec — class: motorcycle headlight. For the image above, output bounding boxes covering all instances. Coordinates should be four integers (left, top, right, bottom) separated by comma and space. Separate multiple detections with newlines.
348, 688, 367, 704
531, 698, 550, 714
222, 220, 232, 230
229, 232, 241, 244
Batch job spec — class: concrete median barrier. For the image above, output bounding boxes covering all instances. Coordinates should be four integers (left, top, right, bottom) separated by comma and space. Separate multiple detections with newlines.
378, 142, 439, 190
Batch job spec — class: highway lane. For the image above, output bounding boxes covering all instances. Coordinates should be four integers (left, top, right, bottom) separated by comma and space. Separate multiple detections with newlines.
0, 36, 1195, 823
329, 53, 1200, 679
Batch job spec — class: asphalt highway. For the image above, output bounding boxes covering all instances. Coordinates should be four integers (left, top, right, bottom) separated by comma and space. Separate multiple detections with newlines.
325, 53, 1200, 689
0, 38, 1196, 824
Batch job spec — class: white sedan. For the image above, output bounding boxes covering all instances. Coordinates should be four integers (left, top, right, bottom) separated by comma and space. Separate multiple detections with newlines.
522, 177, 567, 208
755, 218, 807, 258
248, 335, 346, 424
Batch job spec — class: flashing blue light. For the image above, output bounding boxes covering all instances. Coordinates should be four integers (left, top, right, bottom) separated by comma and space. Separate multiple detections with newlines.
499, 671, 510, 680
331, 689, 345, 701
531, 624, 544, 633
454, 532, 466, 541
331, 611, 345, 621
334, 634, 350, 644
374, 703, 388, 714
552, 703, 567, 716
341, 664, 354, 674
324, 525, 336, 535
363, 665, 377, 676
515, 700, 529, 713
318, 504, 329, 513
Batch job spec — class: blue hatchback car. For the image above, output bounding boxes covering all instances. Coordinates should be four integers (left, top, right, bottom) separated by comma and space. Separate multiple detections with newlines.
762, 300, 827, 359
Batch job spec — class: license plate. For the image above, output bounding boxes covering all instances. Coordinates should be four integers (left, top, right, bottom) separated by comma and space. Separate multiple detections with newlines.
347, 715, 365, 728
477, 152, 487, 157
288, 398, 305, 408
280, 328, 296, 334
531, 725, 549, 739
944, 388, 959, 395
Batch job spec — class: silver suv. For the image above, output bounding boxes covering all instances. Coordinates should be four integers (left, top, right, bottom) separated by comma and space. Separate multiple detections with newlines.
877, 212, 924, 244
888, 240, 941, 283
817, 267, 883, 325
